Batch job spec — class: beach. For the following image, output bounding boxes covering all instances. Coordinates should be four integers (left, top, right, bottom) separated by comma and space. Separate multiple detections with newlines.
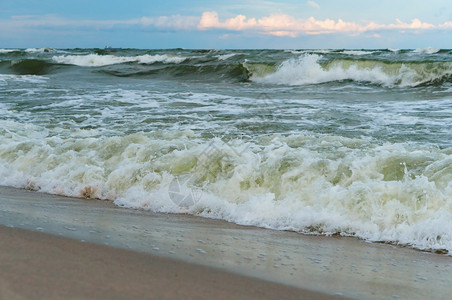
1, 48, 452, 298
1, 186, 451, 299
1, 225, 324, 300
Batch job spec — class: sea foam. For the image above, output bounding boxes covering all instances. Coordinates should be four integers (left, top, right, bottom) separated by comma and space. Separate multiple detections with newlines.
413, 47, 439, 54
52, 54, 187, 67
253, 54, 452, 87
1, 121, 451, 254
0, 74, 48, 84
0, 49, 20, 53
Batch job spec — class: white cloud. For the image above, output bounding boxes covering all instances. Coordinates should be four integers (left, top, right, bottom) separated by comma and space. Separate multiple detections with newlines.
137, 15, 199, 30
439, 21, 452, 28
266, 31, 298, 37
389, 18, 435, 30
198, 11, 448, 37
307, 1, 320, 9
198, 11, 256, 31
0, 12, 450, 39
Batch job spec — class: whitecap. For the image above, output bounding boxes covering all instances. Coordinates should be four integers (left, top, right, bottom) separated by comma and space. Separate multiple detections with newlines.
413, 47, 439, 54
52, 54, 187, 67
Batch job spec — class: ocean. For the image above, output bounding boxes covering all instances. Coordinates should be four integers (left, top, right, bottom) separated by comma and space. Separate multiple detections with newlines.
1, 47, 451, 254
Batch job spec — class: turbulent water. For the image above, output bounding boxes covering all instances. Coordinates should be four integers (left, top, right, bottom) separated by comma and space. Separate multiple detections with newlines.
1, 47, 452, 253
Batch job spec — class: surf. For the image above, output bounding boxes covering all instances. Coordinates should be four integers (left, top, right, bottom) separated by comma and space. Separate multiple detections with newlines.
253, 54, 452, 87
1, 119, 451, 253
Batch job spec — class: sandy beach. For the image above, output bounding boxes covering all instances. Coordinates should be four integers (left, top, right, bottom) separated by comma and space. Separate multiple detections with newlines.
0, 226, 330, 300
2, 46, 452, 300
1, 186, 451, 299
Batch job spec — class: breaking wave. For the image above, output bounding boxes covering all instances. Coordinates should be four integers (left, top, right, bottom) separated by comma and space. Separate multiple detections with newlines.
2, 49, 451, 86
253, 54, 452, 87
0, 49, 20, 53
1, 120, 451, 254
52, 54, 188, 67
414, 47, 440, 54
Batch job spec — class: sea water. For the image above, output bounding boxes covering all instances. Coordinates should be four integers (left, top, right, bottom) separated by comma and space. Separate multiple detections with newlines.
0, 48, 451, 253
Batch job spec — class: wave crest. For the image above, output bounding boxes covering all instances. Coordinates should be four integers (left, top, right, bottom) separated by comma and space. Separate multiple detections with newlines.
52, 54, 187, 67
253, 54, 452, 87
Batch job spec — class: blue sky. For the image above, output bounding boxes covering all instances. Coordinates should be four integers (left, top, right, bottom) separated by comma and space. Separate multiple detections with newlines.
1, 0, 452, 49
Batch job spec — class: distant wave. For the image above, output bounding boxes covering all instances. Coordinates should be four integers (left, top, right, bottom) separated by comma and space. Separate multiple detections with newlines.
413, 47, 440, 54
0, 49, 20, 53
215, 53, 237, 61
25, 48, 58, 53
52, 54, 188, 67
253, 54, 452, 87
8, 59, 56, 75
2, 49, 451, 86
340, 50, 377, 55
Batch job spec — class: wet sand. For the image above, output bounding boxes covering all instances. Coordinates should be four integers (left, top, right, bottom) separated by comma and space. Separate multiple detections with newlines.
0, 225, 330, 300
1, 186, 451, 299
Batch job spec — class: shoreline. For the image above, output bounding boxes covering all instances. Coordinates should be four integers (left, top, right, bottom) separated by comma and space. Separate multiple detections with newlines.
0, 225, 330, 300
1, 186, 451, 299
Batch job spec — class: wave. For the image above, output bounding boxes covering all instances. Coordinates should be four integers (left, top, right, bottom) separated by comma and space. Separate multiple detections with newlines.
2, 57, 256, 81
25, 48, 55, 53
0, 48, 67, 55
215, 53, 237, 61
52, 54, 188, 67
253, 54, 452, 87
3, 49, 452, 86
340, 50, 377, 55
0, 49, 21, 53
1, 120, 452, 253
101, 62, 254, 82
8, 59, 57, 75
414, 47, 439, 54
0, 73, 48, 84
289, 49, 380, 55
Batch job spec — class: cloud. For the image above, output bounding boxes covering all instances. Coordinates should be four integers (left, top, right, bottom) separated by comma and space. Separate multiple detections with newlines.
439, 21, 452, 28
389, 19, 435, 30
1, 12, 450, 39
198, 11, 256, 31
198, 11, 448, 37
265, 31, 298, 37
307, 1, 320, 9
136, 15, 199, 30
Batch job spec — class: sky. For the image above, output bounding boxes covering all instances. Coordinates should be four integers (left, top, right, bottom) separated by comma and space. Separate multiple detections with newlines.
1, 0, 452, 49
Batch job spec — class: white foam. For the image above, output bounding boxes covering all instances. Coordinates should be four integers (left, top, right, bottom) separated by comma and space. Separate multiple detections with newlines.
254, 54, 392, 86
0, 74, 48, 84
0, 49, 20, 53
413, 47, 439, 54
253, 54, 452, 87
289, 49, 333, 55
25, 48, 56, 53
52, 54, 187, 67
1, 125, 452, 253
341, 50, 375, 55
136, 54, 187, 64
215, 53, 237, 61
